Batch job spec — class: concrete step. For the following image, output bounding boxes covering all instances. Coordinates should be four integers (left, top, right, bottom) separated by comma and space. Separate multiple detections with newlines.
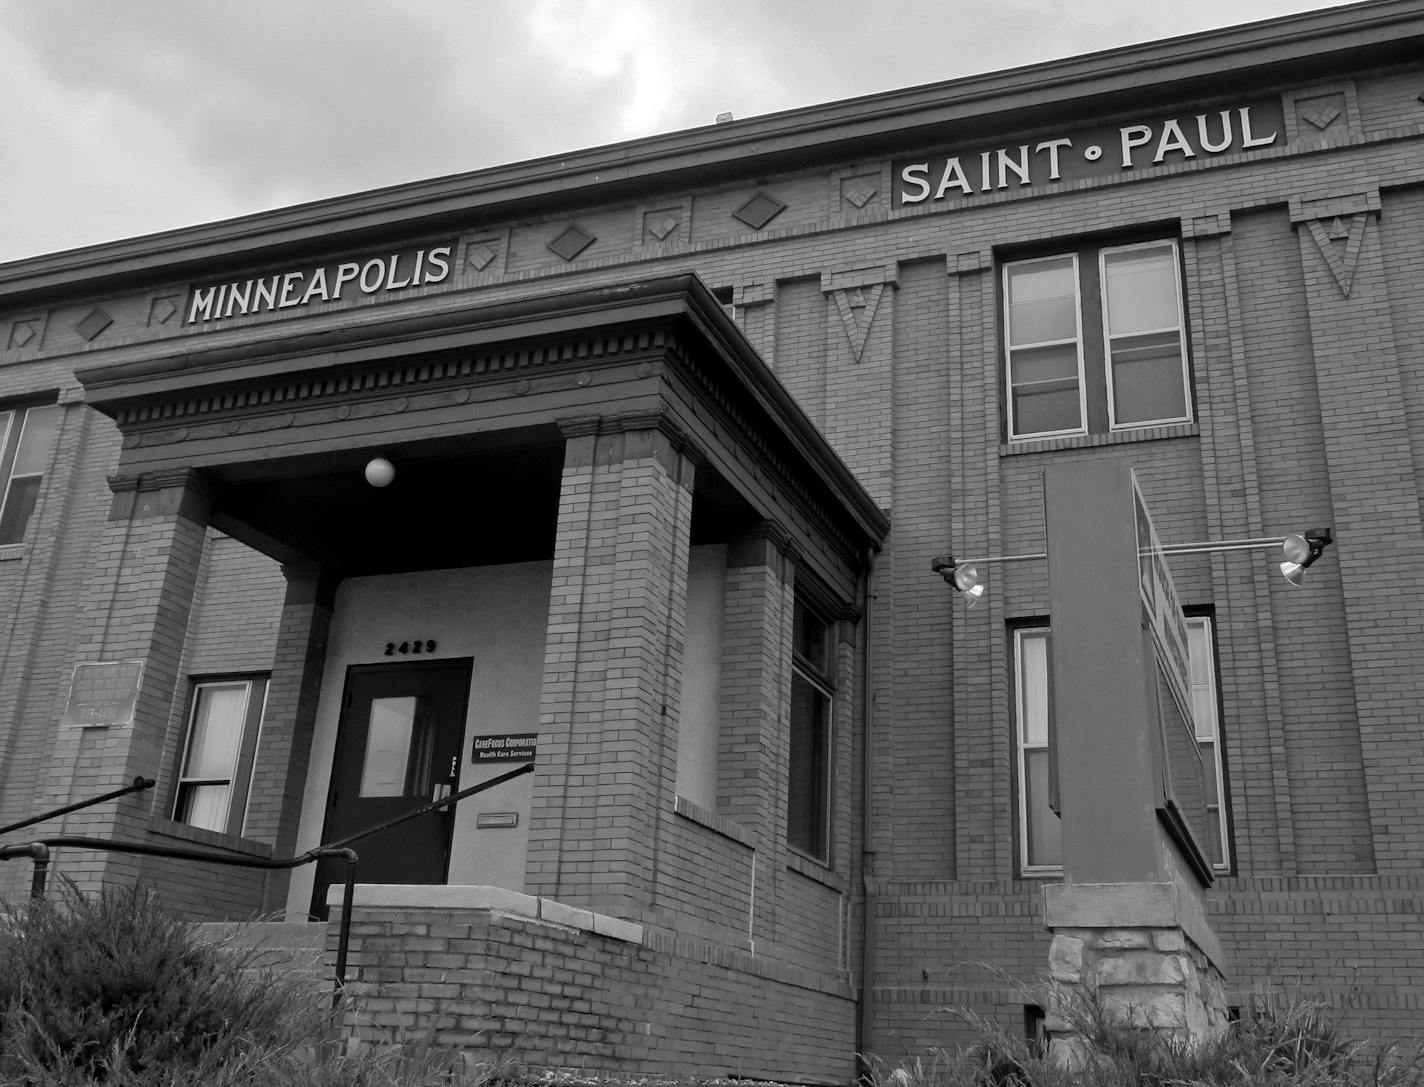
192, 921, 331, 975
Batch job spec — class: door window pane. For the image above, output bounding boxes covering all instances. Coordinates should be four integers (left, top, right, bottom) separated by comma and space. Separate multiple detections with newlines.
360, 696, 421, 797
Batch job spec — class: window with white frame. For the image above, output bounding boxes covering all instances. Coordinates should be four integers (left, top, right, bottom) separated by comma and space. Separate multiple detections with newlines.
786, 597, 834, 862
173, 677, 267, 837
1003, 240, 1191, 441
1186, 615, 1230, 870
1013, 628, 1061, 872
0, 403, 60, 545
1013, 619, 1229, 873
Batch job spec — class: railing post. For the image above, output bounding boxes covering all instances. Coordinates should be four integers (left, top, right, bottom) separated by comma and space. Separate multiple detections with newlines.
28, 843, 49, 901
332, 848, 357, 1007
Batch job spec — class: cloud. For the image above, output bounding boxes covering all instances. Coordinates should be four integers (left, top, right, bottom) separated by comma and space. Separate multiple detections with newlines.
0, 0, 1346, 262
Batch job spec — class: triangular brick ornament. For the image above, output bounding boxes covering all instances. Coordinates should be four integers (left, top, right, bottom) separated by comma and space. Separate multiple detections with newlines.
1305, 215, 1368, 298
832, 283, 884, 362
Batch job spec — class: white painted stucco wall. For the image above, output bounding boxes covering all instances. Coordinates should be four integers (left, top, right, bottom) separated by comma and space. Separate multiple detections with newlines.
676, 544, 725, 809
285, 562, 551, 917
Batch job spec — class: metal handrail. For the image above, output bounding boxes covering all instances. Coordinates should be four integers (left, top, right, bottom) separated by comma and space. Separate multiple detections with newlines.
0, 761, 535, 1005
323, 761, 534, 852
0, 842, 50, 900
0, 776, 156, 835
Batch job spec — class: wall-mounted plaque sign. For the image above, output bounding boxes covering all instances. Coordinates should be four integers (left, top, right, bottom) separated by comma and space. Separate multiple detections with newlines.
471, 733, 537, 763
60, 659, 144, 728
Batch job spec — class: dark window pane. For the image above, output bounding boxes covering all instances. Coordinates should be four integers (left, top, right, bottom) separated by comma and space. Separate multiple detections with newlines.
787, 671, 829, 859
793, 600, 830, 675
0, 406, 58, 544
0, 477, 39, 544
1014, 387, 1082, 437
174, 782, 233, 833
1110, 332, 1187, 424
1011, 343, 1082, 436
1025, 749, 1061, 867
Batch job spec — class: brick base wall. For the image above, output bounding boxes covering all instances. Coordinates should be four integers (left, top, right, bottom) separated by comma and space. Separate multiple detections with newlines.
1209, 875, 1424, 1039
333, 885, 855, 1081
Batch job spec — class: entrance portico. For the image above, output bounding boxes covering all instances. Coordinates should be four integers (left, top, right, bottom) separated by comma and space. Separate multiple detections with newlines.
67, 274, 885, 930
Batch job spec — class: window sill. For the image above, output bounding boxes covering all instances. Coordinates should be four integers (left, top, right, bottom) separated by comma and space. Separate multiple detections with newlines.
149, 817, 273, 859
1002, 422, 1198, 456
0, 544, 25, 562
786, 849, 847, 893
673, 795, 754, 849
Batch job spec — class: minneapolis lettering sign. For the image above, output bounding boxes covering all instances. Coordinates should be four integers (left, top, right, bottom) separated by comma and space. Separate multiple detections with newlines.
894, 100, 1283, 207
186, 241, 455, 325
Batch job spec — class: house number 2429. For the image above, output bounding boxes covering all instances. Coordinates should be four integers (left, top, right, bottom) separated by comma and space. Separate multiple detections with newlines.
384, 639, 437, 656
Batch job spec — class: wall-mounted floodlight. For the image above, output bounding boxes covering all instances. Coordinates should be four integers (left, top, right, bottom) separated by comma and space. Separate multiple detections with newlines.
931, 527, 1336, 606
1279, 527, 1333, 586
930, 555, 987, 607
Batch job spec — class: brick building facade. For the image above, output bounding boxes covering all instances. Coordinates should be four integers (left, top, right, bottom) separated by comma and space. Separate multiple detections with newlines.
3, 1, 1424, 1074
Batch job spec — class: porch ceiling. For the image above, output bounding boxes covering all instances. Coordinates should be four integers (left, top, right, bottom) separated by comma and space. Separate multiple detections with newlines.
78, 274, 887, 585
208, 432, 760, 576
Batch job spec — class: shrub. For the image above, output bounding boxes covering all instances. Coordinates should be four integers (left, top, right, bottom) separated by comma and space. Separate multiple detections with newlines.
0, 883, 324, 1086
869, 988, 1424, 1087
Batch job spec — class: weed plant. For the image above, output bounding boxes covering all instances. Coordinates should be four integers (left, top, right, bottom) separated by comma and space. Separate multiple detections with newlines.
869, 985, 1424, 1087
0, 884, 326, 1086
5, 884, 1420, 1086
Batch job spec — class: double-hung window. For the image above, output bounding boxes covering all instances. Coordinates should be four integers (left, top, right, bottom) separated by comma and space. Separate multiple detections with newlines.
1004, 240, 1191, 441
173, 677, 268, 837
1013, 618, 1229, 873
0, 404, 60, 545
1013, 628, 1061, 872
787, 598, 834, 862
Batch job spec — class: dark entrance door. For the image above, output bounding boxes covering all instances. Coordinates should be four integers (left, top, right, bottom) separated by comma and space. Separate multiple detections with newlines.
311, 658, 472, 917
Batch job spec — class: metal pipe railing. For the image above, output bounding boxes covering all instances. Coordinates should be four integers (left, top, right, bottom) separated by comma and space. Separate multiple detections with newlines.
322, 762, 534, 852
0, 776, 155, 835
0, 842, 50, 900
0, 761, 535, 1006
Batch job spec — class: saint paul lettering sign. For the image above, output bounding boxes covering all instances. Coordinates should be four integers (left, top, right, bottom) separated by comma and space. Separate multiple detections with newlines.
186, 241, 455, 325
895, 100, 1282, 207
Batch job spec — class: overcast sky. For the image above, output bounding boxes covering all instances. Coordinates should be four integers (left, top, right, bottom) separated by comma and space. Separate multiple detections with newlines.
0, 0, 1349, 264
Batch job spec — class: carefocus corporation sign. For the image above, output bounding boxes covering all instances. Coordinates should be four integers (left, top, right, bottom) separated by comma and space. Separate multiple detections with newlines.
186, 241, 455, 325
894, 100, 1283, 207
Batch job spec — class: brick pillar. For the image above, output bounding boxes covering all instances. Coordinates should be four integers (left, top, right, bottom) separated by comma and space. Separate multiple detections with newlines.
1043, 461, 1228, 1056
526, 413, 696, 918
1292, 190, 1424, 871
35, 468, 213, 892
716, 523, 794, 943
244, 563, 334, 913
